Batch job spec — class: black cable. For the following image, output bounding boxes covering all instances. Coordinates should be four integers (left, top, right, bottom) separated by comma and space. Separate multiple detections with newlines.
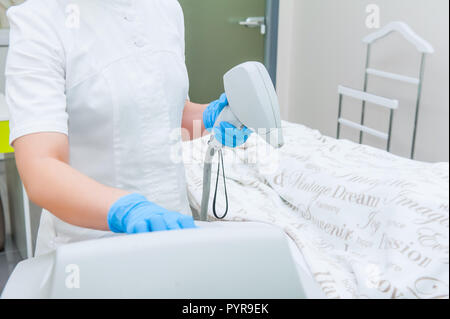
212, 149, 229, 219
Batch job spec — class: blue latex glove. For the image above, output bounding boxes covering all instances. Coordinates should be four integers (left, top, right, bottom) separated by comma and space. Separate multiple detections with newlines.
203, 93, 253, 148
203, 93, 229, 132
213, 122, 252, 148
108, 194, 196, 234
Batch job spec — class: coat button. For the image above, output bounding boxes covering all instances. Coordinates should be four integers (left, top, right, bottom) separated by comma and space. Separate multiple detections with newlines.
124, 14, 135, 22
134, 37, 147, 48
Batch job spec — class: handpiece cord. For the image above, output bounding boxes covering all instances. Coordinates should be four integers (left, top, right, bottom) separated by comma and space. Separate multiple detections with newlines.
212, 149, 229, 219
200, 138, 229, 221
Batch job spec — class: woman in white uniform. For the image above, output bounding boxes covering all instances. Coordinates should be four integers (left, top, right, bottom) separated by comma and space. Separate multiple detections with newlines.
5, 0, 250, 256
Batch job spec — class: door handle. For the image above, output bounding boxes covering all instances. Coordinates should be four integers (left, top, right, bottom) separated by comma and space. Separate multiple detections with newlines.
239, 17, 266, 35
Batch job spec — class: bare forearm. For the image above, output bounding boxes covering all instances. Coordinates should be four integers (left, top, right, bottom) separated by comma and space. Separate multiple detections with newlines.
14, 133, 128, 231
23, 158, 127, 230
182, 100, 208, 140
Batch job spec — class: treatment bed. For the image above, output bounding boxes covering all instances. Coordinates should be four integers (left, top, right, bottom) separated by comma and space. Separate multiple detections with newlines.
184, 121, 449, 299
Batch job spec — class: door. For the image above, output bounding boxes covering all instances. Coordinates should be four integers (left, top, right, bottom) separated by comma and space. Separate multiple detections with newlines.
179, 0, 278, 103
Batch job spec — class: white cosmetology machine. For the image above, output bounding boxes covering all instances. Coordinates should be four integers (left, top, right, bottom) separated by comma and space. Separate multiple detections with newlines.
1, 62, 303, 299
2, 222, 305, 298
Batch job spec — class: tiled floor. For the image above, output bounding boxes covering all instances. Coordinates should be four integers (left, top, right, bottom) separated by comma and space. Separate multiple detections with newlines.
0, 236, 22, 295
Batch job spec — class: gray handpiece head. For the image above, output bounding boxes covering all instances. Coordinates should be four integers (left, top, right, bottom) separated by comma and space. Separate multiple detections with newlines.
219, 61, 284, 148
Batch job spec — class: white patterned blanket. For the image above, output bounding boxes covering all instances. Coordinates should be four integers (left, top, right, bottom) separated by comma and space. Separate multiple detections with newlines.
183, 121, 449, 299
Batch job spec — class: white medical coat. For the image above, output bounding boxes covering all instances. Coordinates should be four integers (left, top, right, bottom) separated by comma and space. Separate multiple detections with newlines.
5, 0, 192, 255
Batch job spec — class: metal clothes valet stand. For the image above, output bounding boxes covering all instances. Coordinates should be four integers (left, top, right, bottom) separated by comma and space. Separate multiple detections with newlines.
337, 21, 434, 159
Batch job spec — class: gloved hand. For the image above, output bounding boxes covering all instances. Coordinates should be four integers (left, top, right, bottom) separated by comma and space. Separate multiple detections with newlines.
203, 93, 252, 148
213, 122, 252, 148
108, 193, 196, 234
